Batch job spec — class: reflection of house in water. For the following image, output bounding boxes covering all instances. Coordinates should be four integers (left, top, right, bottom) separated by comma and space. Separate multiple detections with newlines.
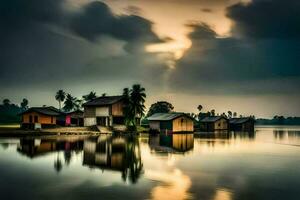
17, 137, 84, 158
83, 135, 143, 183
149, 134, 194, 153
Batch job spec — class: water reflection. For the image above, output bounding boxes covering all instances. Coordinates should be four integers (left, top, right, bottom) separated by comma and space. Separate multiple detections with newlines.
1, 127, 300, 200
149, 134, 194, 154
83, 135, 143, 183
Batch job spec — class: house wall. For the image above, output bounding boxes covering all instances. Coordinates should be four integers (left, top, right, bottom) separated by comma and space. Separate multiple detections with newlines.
22, 112, 56, 125
172, 116, 194, 132
96, 106, 109, 116
149, 121, 160, 131
84, 117, 96, 126
84, 107, 96, 117
214, 118, 228, 130
112, 101, 123, 116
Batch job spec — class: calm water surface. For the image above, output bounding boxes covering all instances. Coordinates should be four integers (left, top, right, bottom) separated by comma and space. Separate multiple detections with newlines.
1, 126, 300, 200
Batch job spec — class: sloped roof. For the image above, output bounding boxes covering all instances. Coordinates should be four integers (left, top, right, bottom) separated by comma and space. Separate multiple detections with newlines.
200, 116, 227, 123
147, 112, 192, 121
20, 107, 62, 116
83, 96, 123, 106
229, 117, 253, 124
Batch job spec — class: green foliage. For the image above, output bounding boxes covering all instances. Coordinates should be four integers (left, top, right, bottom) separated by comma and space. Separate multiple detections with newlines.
63, 94, 78, 112
55, 90, 66, 110
82, 91, 97, 102
2, 99, 10, 106
146, 101, 174, 117
20, 98, 29, 111
122, 84, 146, 129
0, 103, 22, 124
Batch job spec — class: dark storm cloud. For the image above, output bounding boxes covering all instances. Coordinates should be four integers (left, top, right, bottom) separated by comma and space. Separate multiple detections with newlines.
228, 0, 300, 38
0, 0, 167, 90
70, 1, 162, 43
169, 0, 300, 94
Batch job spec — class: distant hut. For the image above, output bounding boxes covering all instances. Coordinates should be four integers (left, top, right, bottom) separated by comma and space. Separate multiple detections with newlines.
229, 117, 255, 132
199, 116, 228, 132
20, 106, 62, 129
65, 110, 84, 126
147, 113, 194, 133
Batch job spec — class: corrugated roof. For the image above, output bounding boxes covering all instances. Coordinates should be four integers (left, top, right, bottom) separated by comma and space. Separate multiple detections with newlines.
20, 107, 61, 116
83, 96, 123, 106
229, 117, 253, 124
200, 116, 227, 122
147, 113, 190, 121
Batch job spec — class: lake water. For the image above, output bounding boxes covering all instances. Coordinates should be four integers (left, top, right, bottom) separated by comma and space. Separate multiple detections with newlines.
1, 126, 300, 200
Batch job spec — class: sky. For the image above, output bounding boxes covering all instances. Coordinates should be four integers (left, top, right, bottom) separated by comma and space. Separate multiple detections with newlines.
0, 0, 299, 118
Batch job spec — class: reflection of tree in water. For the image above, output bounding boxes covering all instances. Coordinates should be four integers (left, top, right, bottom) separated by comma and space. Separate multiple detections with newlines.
64, 151, 72, 166
54, 152, 63, 173
122, 137, 143, 184
274, 130, 300, 139
0, 143, 9, 150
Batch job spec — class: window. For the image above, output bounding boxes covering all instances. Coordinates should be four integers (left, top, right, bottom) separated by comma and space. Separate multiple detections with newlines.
29, 115, 33, 123
51, 116, 53, 123
218, 123, 221, 127
34, 115, 38, 123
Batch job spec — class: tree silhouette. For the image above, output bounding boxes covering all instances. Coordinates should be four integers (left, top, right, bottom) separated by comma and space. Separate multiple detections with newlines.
197, 105, 203, 112
2, 98, 10, 106
146, 101, 174, 117
123, 84, 146, 129
63, 94, 77, 112
82, 91, 97, 102
55, 90, 66, 110
20, 98, 29, 111
228, 111, 232, 118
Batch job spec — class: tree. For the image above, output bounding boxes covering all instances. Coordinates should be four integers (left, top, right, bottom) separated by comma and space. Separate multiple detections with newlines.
211, 109, 216, 116
228, 111, 232, 118
233, 112, 237, 117
55, 90, 66, 110
20, 98, 29, 110
122, 84, 146, 129
63, 94, 77, 112
197, 105, 203, 112
2, 99, 10, 106
130, 84, 146, 118
101, 93, 107, 97
82, 91, 97, 102
146, 101, 174, 117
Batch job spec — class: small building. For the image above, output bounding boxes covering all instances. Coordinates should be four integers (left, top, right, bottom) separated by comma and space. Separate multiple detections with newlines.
229, 117, 255, 132
83, 95, 139, 128
20, 106, 61, 129
147, 113, 194, 133
199, 116, 228, 132
65, 110, 84, 126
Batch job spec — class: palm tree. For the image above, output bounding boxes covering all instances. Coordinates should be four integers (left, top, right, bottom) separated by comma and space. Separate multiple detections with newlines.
63, 94, 77, 112
233, 112, 237, 118
55, 90, 66, 110
82, 91, 97, 102
20, 98, 29, 111
130, 84, 146, 118
197, 105, 203, 112
2, 98, 10, 106
123, 88, 133, 127
228, 111, 232, 118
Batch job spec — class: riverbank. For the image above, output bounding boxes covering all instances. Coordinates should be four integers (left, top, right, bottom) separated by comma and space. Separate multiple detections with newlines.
0, 126, 101, 137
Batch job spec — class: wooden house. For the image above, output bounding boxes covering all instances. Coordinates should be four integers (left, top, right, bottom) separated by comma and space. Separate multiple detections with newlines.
199, 116, 228, 132
65, 110, 84, 126
229, 117, 255, 132
147, 113, 194, 133
20, 107, 62, 129
83, 95, 139, 128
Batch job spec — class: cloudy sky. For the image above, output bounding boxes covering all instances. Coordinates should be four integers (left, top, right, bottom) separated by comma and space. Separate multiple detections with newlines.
1, 0, 299, 118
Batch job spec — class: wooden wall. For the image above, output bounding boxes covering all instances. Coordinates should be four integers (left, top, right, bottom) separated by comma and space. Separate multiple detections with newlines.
84, 107, 96, 117
22, 112, 56, 124
214, 118, 228, 130
172, 116, 194, 132
112, 101, 123, 116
